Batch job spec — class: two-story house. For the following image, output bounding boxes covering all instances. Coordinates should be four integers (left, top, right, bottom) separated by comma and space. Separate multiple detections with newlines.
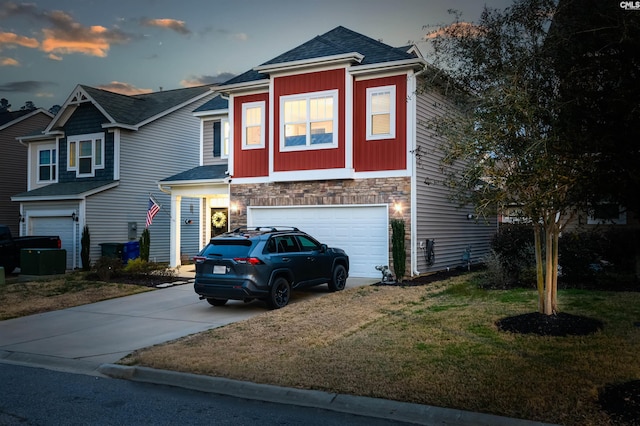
162, 26, 497, 278
0, 109, 53, 236
12, 85, 218, 269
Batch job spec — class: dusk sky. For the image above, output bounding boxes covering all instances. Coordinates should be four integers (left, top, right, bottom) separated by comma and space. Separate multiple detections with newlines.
0, 0, 514, 110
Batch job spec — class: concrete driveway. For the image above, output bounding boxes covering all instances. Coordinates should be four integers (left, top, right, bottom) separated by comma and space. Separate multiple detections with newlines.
0, 272, 376, 372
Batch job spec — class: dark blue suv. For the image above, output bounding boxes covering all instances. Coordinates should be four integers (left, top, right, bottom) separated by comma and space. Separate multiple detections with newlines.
193, 227, 349, 309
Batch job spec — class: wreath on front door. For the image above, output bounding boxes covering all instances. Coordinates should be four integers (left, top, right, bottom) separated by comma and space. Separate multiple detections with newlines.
212, 211, 227, 228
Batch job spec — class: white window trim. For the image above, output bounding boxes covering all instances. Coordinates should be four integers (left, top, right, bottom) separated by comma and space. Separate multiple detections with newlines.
241, 101, 265, 150
36, 146, 57, 184
279, 89, 339, 152
366, 85, 396, 141
222, 118, 230, 159
67, 132, 105, 177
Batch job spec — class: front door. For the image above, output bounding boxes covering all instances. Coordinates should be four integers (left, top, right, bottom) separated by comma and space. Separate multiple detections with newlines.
211, 208, 228, 237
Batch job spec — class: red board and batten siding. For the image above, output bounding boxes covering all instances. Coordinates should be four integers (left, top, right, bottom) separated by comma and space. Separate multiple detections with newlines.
273, 69, 346, 172
353, 75, 407, 172
232, 92, 270, 178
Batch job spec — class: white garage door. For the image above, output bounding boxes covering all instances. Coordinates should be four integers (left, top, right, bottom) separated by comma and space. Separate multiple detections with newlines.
31, 217, 74, 269
249, 205, 388, 278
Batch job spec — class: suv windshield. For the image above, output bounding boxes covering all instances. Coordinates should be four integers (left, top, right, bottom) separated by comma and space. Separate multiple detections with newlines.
201, 239, 252, 258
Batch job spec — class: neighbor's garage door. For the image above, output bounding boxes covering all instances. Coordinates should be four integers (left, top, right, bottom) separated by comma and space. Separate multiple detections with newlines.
249, 205, 388, 278
31, 217, 74, 269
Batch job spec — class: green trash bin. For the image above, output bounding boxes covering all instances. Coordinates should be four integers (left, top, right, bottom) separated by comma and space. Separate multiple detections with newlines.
100, 243, 124, 259
20, 248, 67, 275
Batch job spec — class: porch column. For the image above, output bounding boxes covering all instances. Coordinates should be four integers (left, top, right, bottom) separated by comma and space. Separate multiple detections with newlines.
170, 194, 181, 267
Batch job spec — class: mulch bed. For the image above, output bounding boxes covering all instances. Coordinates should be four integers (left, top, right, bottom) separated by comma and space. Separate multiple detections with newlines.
599, 380, 640, 426
495, 312, 604, 336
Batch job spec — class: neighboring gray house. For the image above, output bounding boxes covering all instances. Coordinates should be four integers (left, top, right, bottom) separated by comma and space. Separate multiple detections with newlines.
160, 26, 498, 278
12, 85, 218, 269
0, 109, 53, 236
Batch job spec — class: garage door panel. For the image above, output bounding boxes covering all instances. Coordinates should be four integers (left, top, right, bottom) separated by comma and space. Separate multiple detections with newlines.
249, 206, 388, 278
31, 217, 74, 269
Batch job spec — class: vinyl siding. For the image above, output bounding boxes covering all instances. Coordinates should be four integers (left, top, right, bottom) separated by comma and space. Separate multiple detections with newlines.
0, 112, 52, 236
83, 93, 217, 264
414, 87, 497, 273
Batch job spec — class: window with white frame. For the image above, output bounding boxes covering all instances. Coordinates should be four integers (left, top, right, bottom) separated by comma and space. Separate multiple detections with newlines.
587, 202, 627, 225
67, 133, 104, 177
366, 85, 396, 140
242, 102, 265, 149
37, 146, 57, 182
281, 90, 338, 151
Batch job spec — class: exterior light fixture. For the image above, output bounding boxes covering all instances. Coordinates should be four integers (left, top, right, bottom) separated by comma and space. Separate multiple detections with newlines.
71, 212, 78, 222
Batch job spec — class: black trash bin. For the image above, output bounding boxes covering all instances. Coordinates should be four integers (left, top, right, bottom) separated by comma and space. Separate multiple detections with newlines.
100, 243, 124, 259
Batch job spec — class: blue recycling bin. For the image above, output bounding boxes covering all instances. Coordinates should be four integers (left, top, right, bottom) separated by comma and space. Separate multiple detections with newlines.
122, 241, 140, 262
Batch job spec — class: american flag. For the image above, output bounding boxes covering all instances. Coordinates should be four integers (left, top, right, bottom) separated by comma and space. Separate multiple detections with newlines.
146, 197, 160, 228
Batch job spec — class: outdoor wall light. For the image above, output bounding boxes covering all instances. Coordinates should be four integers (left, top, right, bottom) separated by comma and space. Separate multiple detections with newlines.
71, 212, 79, 222
393, 202, 403, 215
19, 213, 24, 223
230, 202, 240, 214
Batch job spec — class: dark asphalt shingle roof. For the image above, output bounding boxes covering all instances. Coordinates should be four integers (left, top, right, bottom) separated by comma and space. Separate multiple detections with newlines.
222, 26, 418, 86
81, 85, 213, 126
193, 95, 229, 113
160, 164, 228, 183
0, 110, 33, 127
12, 180, 118, 199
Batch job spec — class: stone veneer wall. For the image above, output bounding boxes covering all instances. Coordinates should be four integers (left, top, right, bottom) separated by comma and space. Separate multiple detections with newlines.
230, 177, 412, 279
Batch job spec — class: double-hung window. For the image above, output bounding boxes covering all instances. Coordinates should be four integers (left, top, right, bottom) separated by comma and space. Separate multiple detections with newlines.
281, 90, 338, 151
38, 146, 57, 183
67, 132, 104, 177
242, 102, 265, 149
366, 85, 396, 140
212, 119, 230, 158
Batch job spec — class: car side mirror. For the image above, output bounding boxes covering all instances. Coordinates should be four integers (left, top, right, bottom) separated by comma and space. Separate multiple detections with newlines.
320, 244, 328, 253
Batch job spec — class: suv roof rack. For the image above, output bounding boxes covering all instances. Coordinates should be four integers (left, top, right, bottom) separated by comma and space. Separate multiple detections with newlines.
221, 226, 300, 237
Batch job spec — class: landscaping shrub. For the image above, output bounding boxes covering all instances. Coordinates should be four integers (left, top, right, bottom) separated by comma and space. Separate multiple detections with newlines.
81, 225, 91, 271
484, 224, 536, 288
93, 256, 123, 282
391, 219, 406, 281
559, 228, 639, 289
140, 228, 150, 262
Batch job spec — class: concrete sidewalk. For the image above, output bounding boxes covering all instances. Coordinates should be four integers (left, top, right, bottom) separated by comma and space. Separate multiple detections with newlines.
0, 272, 555, 425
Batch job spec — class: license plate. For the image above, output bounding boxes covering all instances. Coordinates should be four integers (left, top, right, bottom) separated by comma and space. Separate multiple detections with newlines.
213, 265, 226, 274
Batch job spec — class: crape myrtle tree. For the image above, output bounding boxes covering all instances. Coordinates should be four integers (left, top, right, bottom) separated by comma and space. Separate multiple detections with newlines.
424, 0, 586, 315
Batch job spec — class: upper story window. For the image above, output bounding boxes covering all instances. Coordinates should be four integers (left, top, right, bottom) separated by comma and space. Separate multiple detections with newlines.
67, 132, 104, 177
242, 102, 265, 149
38, 146, 57, 183
366, 85, 396, 140
587, 202, 627, 225
213, 119, 230, 158
280, 90, 338, 151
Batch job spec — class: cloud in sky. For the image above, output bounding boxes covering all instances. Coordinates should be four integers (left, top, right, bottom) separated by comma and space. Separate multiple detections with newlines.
180, 73, 237, 87
1, 57, 20, 66
96, 81, 153, 96
0, 80, 56, 93
0, 1, 133, 58
0, 31, 40, 49
140, 18, 191, 35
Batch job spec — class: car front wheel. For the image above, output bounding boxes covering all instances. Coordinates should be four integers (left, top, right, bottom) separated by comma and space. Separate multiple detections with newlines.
267, 277, 291, 309
328, 264, 347, 292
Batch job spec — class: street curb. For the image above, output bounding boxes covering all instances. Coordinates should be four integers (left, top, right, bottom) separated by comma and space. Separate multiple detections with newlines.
98, 364, 556, 426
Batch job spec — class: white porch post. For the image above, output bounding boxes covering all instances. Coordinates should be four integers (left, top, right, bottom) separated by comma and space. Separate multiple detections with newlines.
170, 194, 182, 267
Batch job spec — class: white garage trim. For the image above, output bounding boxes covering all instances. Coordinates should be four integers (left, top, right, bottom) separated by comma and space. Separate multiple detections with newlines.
248, 204, 388, 278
